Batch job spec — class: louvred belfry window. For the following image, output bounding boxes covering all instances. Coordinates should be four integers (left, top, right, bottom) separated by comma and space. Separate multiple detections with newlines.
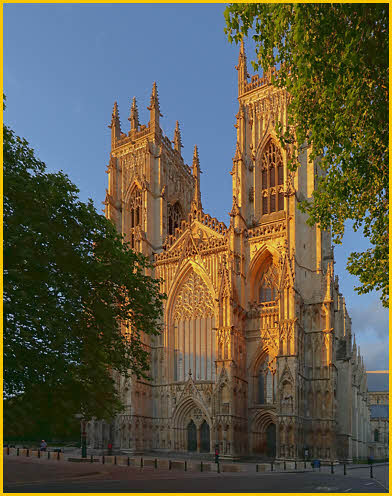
260, 140, 284, 215
168, 202, 182, 236
129, 188, 142, 249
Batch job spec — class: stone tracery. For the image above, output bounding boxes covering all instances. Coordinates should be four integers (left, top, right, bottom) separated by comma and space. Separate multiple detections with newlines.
172, 270, 216, 382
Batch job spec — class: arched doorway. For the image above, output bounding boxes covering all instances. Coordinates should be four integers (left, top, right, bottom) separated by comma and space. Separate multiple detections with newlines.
266, 423, 276, 457
251, 410, 277, 458
187, 420, 197, 451
200, 421, 210, 453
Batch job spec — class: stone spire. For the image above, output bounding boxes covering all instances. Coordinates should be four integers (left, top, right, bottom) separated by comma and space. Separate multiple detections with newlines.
109, 101, 121, 146
236, 39, 249, 96
173, 120, 183, 153
128, 97, 139, 132
147, 81, 162, 128
191, 145, 202, 210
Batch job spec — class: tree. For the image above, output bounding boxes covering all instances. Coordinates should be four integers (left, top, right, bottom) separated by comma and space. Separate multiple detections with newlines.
224, 3, 388, 306
4, 118, 165, 438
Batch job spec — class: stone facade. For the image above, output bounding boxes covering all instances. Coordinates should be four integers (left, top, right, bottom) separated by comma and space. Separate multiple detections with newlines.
368, 377, 389, 460
87, 44, 371, 461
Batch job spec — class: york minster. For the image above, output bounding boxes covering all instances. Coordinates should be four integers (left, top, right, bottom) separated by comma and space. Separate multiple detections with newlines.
87, 43, 370, 462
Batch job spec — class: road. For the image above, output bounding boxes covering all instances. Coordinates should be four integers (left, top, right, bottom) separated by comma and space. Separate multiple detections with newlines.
4, 457, 388, 493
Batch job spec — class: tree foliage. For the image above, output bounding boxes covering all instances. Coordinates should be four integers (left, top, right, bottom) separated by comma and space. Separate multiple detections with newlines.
4, 120, 165, 437
225, 3, 388, 306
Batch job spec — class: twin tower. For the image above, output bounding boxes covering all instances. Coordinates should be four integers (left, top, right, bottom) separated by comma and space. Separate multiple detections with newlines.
91, 42, 370, 462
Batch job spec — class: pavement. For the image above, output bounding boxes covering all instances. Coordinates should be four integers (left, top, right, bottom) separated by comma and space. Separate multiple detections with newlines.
3, 455, 389, 493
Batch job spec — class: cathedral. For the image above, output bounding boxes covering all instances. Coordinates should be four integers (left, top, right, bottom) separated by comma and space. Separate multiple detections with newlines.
87, 43, 371, 462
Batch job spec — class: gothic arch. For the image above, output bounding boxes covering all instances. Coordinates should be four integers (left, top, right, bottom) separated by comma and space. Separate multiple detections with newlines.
249, 346, 277, 406
166, 263, 217, 382
248, 245, 280, 302
172, 396, 212, 428
251, 409, 277, 456
249, 345, 271, 377
166, 260, 217, 324
124, 178, 143, 204
255, 133, 282, 165
171, 396, 212, 452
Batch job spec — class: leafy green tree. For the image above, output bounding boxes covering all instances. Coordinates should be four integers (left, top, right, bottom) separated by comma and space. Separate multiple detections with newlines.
225, 3, 388, 306
4, 119, 165, 438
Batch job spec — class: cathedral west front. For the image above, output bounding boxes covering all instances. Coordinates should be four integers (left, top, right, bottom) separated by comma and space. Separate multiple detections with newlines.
87, 43, 371, 462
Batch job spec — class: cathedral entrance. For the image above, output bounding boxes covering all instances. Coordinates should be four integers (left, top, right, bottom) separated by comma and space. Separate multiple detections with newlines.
251, 411, 277, 458
266, 423, 276, 457
187, 420, 197, 451
200, 420, 210, 452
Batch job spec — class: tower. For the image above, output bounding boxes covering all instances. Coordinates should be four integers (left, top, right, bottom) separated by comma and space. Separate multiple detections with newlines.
105, 83, 195, 258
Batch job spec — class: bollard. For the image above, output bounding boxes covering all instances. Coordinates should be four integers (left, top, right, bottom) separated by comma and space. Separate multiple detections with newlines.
17, 448, 19, 456
271, 461, 274, 472
114, 456, 117, 465
103, 455, 105, 464
57, 451, 60, 461
7, 447, 9, 455
201, 461, 203, 472
47, 451, 50, 460
284, 461, 286, 470
295, 460, 297, 470
370, 465, 373, 478
154, 458, 157, 469
184, 460, 187, 471
91, 455, 93, 463
169, 459, 172, 470
217, 462, 220, 473
256, 464, 259, 472
140, 457, 143, 468
27, 449, 29, 457
331, 462, 334, 474
38, 449, 40, 458
127, 456, 130, 466
304, 460, 306, 469
344, 463, 346, 475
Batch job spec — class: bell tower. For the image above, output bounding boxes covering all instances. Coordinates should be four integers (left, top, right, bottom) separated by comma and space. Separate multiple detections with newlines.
104, 83, 196, 259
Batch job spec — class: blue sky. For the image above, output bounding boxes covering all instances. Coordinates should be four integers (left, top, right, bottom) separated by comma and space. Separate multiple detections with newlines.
4, 3, 388, 372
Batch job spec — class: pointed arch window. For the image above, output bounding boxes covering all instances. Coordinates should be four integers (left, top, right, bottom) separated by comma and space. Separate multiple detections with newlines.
168, 202, 182, 236
129, 188, 142, 249
260, 140, 284, 215
259, 277, 277, 303
257, 355, 275, 404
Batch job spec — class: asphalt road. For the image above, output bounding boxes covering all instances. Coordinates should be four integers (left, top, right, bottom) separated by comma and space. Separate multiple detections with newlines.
4, 457, 388, 493
4, 473, 387, 493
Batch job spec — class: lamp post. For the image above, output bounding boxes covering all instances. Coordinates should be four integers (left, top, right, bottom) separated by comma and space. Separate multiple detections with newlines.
75, 414, 87, 459
81, 420, 87, 458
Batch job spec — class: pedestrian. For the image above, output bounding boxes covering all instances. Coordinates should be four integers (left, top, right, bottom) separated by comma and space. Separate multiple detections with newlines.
40, 440, 47, 451
214, 444, 219, 464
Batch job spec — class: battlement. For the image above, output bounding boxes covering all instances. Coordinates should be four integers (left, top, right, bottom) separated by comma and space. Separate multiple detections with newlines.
241, 67, 278, 96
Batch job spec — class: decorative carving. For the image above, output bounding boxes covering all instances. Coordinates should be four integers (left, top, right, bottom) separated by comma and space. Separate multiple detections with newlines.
173, 271, 214, 320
